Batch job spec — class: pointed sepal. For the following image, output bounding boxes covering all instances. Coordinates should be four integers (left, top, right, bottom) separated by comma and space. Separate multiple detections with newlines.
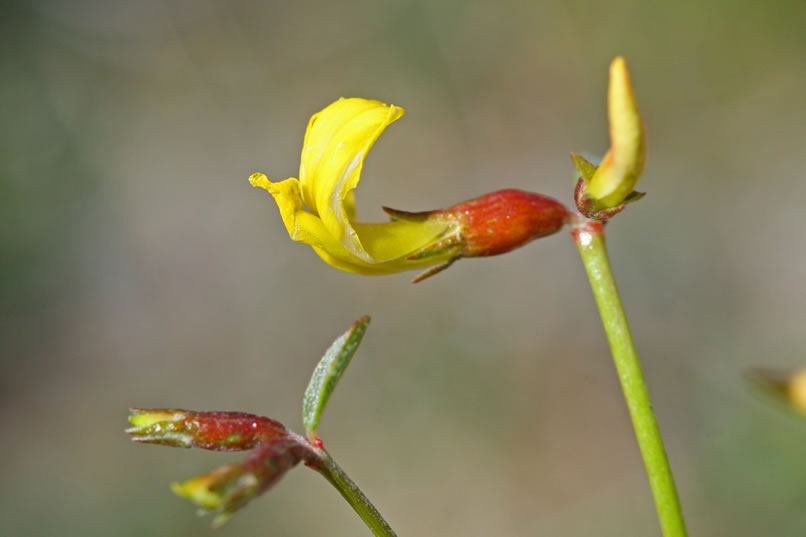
382, 206, 432, 223
570, 153, 598, 184
412, 258, 458, 283
574, 177, 646, 222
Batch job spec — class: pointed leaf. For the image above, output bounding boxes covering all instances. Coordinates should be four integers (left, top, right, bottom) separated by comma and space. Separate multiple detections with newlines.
303, 316, 371, 435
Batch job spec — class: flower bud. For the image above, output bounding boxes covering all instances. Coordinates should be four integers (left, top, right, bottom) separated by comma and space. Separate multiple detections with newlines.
127, 409, 288, 451
575, 56, 647, 218
171, 437, 307, 526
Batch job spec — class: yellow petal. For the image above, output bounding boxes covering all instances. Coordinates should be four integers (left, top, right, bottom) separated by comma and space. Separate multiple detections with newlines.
310, 246, 395, 275
171, 474, 225, 510
250, 173, 452, 274
127, 410, 177, 428
298, 98, 405, 262
354, 220, 450, 263
344, 189, 357, 221
586, 57, 647, 208
250, 173, 358, 264
249, 174, 302, 238
311, 219, 455, 275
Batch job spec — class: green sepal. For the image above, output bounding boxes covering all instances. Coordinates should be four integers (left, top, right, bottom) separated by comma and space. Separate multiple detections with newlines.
622, 190, 646, 205
570, 153, 598, 184
412, 257, 458, 283
382, 206, 432, 222
302, 316, 371, 434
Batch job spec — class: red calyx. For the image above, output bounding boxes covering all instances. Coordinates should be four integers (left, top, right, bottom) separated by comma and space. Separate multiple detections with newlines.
444, 189, 570, 257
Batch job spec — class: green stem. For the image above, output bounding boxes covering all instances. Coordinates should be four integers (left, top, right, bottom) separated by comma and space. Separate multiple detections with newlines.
311, 449, 398, 537
572, 220, 688, 537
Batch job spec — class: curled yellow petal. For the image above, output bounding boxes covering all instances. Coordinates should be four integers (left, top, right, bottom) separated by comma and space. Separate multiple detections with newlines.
250, 99, 464, 277
249, 174, 302, 238
249, 171, 453, 275
298, 98, 405, 261
250, 173, 361, 264
585, 56, 647, 208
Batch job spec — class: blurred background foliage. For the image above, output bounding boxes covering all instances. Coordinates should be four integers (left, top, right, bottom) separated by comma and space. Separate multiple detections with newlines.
2, 0, 806, 535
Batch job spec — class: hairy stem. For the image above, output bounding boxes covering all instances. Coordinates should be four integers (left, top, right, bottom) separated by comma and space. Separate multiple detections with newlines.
572, 220, 688, 537
308, 447, 398, 537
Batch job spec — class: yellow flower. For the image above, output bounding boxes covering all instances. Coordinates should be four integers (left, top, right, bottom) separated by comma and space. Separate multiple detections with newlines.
252, 98, 571, 281
249, 98, 457, 276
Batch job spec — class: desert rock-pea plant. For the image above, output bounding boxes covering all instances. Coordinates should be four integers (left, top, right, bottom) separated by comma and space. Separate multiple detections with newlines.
128, 57, 689, 537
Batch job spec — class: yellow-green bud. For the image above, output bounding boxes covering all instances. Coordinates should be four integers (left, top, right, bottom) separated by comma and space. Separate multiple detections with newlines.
576, 57, 647, 218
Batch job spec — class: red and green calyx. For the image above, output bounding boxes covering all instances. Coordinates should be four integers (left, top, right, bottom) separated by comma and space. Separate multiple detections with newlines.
386, 189, 571, 282
127, 409, 290, 451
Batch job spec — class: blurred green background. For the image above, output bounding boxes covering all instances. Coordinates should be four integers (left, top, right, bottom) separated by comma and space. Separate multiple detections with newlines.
3, 0, 806, 535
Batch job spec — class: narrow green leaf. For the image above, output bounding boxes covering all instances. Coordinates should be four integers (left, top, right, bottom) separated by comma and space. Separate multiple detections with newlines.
303, 316, 371, 435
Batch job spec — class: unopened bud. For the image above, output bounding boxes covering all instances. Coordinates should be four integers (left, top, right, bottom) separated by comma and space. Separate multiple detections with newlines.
575, 56, 647, 218
171, 437, 307, 526
127, 409, 288, 451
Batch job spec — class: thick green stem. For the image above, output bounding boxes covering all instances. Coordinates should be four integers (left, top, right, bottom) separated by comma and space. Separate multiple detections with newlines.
573, 220, 688, 537
311, 450, 398, 537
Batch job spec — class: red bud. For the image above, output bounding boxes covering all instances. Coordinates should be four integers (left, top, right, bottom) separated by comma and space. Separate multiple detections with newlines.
384, 189, 570, 282
171, 437, 308, 526
127, 409, 289, 452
